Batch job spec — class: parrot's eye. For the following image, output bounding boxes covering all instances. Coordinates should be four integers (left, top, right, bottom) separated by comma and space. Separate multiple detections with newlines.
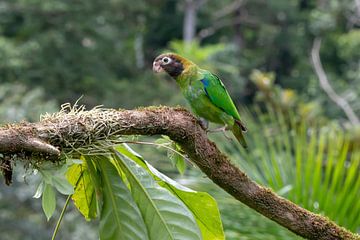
162, 57, 172, 64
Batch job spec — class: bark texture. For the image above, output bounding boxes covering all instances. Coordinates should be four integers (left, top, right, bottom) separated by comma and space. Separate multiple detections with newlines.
0, 106, 359, 240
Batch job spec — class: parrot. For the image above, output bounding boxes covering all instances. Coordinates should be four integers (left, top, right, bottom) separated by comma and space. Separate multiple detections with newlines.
153, 53, 248, 148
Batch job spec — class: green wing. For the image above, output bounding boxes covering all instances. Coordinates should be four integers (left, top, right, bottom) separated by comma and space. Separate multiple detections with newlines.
200, 70, 241, 120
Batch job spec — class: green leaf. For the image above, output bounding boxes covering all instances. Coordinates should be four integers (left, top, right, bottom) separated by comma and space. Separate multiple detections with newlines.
95, 156, 149, 240
155, 137, 187, 174
33, 180, 45, 199
42, 183, 56, 221
39, 164, 74, 195
52, 175, 74, 195
147, 163, 225, 240
154, 135, 171, 146
113, 150, 202, 240
115, 144, 225, 240
172, 152, 186, 175
68, 159, 84, 164
66, 160, 97, 220
167, 143, 186, 175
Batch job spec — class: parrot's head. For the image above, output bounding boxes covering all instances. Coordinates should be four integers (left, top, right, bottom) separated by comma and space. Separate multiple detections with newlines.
153, 53, 193, 78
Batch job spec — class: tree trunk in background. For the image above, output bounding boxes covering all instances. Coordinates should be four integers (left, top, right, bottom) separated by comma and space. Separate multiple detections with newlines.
183, 0, 197, 43
134, 34, 145, 69
356, 0, 360, 16
233, 7, 245, 50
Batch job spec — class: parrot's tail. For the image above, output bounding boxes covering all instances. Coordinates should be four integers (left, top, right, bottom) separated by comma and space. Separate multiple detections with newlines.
232, 120, 248, 149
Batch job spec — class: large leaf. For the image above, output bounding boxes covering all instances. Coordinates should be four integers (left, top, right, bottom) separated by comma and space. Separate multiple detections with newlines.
66, 160, 97, 220
147, 164, 225, 240
113, 150, 202, 240
115, 145, 225, 240
95, 155, 149, 240
42, 183, 56, 221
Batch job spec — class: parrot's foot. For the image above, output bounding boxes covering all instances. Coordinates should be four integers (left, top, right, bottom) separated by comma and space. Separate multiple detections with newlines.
207, 126, 232, 140
198, 118, 209, 130
206, 126, 230, 133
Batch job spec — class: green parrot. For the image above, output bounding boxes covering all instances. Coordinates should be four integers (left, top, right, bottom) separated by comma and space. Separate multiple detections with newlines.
153, 53, 248, 148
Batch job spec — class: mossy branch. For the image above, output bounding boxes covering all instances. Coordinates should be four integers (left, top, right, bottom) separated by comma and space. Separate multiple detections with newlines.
0, 105, 358, 240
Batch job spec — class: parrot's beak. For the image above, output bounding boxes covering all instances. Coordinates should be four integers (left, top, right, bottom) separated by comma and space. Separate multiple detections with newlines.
153, 61, 164, 73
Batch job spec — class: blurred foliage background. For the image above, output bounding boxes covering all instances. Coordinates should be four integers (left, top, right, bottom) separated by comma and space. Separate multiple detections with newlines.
0, 0, 359, 239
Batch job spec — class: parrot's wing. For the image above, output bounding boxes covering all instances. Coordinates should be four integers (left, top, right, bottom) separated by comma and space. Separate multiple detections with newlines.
200, 71, 244, 125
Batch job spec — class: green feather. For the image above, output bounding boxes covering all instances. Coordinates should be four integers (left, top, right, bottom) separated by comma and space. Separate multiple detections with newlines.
200, 70, 241, 121
173, 56, 248, 148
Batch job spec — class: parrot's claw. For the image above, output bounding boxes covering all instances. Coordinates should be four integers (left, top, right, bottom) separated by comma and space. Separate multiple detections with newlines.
198, 118, 209, 130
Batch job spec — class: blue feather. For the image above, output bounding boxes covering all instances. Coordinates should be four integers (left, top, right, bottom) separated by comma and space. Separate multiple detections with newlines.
200, 78, 209, 87
200, 78, 210, 97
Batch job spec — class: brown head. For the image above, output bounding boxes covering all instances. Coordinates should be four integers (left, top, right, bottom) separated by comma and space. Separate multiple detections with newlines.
153, 53, 194, 78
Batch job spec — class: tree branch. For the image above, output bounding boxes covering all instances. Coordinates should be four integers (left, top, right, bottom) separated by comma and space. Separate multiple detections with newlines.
355, 0, 360, 18
197, 15, 258, 41
0, 106, 358, 240
213, 0, 245, 20
311, 37, 360, 125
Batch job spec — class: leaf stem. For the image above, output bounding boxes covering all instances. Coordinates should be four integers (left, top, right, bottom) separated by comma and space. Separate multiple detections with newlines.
51, 194, 72, 240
